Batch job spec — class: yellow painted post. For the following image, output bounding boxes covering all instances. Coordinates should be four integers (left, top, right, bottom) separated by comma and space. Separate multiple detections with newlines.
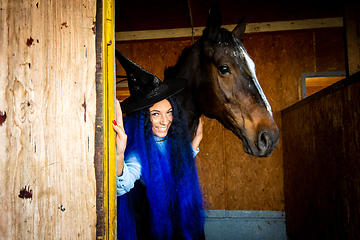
103, 0, 116, 239
95, 0, 116, 238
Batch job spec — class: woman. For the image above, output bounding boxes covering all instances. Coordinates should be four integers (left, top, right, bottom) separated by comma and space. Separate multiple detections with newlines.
113, 51, 205, 240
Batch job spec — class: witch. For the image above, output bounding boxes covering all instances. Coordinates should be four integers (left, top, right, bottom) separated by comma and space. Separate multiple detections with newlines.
113, 50, 205, 240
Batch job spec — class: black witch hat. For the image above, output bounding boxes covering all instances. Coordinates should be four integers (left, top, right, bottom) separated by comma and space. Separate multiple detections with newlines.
115, 50, 188, 114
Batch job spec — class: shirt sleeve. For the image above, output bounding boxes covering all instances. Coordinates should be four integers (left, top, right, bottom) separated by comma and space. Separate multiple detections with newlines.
116, 152, 141, 197
193, 147, 200, 157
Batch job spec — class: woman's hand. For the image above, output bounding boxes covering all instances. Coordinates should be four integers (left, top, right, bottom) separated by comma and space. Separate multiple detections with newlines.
113, 99, 127, 176
191, 117, 204, 151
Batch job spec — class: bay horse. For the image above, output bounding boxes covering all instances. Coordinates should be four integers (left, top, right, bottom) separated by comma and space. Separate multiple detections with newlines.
164, 3, 279, 157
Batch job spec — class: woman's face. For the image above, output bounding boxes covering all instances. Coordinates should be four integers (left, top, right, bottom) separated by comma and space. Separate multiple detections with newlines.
149, 99, 173, 137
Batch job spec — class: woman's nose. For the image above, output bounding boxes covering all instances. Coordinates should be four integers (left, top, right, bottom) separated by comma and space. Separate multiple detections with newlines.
160, 114, 168, 125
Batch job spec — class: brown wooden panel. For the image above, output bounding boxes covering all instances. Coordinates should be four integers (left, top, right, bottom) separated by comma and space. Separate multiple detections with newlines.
244, 30, 316, 111
314, 28, 346, 72
115, 42, 131, 77
129, 39, 193, 80
282, 72, 360, 239
115, 43, 131, 101
0, 1, 97, 238
197, 117, 226, 210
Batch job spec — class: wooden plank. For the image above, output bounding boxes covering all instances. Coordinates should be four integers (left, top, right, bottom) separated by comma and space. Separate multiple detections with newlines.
314, 28, 346, 72
0, 0, 97, 238
344, 1, 360, 75
282, 72, 360, 239
115, 17, 343, 41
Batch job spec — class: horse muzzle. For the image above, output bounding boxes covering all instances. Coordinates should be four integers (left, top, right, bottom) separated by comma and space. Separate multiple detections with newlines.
242, 127, 279, 157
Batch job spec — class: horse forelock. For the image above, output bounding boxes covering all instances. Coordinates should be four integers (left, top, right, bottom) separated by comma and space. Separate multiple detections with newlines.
216, 28, 236, 45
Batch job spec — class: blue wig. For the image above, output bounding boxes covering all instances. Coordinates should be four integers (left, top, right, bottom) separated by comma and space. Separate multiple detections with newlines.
117, 96, 205, 240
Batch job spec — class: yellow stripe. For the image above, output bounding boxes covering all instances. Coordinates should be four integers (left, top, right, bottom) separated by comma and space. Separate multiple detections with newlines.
103, 0, 115, 239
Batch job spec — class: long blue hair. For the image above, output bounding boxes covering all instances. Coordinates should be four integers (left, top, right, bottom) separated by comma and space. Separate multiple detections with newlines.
118, 96, 205, 240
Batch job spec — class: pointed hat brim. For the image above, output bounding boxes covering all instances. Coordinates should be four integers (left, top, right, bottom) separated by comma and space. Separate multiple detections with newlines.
120, 77, 187, 113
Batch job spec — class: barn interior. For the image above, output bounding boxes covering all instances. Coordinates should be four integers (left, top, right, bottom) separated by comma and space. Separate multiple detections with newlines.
0, 0, 358, 239
114, 0, 359, 239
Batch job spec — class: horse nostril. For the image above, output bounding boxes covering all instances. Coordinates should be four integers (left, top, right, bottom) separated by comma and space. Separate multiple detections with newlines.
258, 131, 270, 152
242, 137, 253, 155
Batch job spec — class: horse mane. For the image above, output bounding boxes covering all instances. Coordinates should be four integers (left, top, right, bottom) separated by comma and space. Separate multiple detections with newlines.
164, 46, 193, 79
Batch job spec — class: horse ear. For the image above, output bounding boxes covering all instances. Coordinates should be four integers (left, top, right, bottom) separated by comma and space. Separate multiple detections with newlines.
203, 2, 222, 40
232, 16, 247, 40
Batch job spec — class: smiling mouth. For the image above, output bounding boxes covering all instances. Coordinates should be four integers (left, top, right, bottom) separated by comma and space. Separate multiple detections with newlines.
156, 127, 168, 132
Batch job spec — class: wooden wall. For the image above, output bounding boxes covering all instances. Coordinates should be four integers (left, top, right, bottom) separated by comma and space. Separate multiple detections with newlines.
115, 27, 345, 211
282, 71, 360, 239
0, 1, 97, 239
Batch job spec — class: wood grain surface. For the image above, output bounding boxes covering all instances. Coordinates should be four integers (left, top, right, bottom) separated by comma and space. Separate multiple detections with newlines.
0, 1, 97, 238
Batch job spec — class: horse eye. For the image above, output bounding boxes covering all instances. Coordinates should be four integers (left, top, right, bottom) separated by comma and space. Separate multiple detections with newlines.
218, 65, 230, 75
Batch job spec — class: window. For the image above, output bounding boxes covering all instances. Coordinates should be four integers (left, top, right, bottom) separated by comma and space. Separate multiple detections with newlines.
301, 72, 346, 99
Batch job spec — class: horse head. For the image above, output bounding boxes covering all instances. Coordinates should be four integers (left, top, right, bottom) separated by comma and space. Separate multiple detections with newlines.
165, 3, 279, 157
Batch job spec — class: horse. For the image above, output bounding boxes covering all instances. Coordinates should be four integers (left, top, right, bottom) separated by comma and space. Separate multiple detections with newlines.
164, 3, 279, 157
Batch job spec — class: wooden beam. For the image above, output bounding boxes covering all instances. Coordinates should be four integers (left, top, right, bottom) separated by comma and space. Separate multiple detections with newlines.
115, 17, 343, 41
344, 1, 360, 76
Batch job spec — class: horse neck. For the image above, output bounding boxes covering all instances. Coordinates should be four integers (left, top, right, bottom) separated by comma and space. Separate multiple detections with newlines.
176, 45, 197, 77
173, 42, 206, 134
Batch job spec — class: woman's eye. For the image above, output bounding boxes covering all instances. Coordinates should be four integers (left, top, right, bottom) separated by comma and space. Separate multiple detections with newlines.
218, 65, 230, 75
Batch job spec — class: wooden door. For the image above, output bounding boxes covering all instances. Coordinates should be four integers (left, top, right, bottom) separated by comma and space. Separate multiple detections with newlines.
0, 0, 117, 239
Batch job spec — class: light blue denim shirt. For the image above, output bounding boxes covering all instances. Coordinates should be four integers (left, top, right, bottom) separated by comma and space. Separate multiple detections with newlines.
116, 136, 199, 196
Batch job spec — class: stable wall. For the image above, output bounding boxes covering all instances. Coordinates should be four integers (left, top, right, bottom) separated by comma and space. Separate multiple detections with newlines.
115, 26, 345, 211
282, 71, 360, 239
0, 1, 97, 238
